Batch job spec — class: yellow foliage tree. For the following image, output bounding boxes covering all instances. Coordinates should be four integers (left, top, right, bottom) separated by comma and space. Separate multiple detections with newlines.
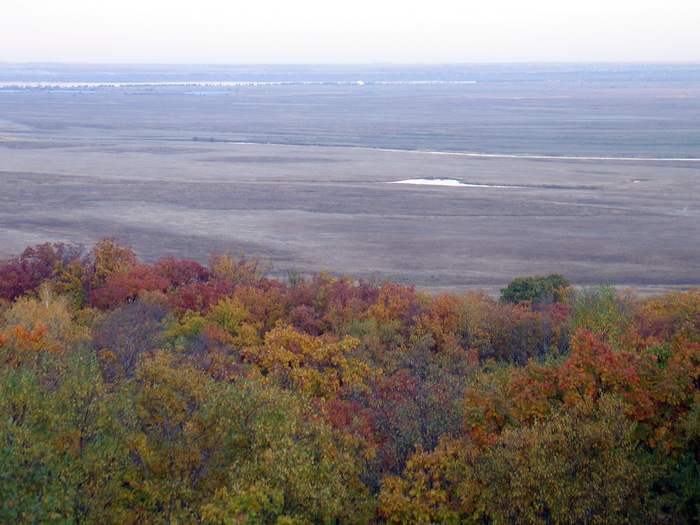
241, 325, 375, 397
90, 237, 138, 289
379, 396, 661, 524
0, 285, 87, 372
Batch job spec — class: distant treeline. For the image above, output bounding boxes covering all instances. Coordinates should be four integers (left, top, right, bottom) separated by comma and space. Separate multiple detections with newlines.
4, 63, 700, 84
1, 239, 699, 523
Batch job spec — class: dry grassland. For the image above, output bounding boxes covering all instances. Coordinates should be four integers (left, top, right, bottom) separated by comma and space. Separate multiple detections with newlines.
1, 80, 699, 294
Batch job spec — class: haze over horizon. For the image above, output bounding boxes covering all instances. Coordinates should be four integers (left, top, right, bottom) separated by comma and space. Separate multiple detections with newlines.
2, 0, 699, 64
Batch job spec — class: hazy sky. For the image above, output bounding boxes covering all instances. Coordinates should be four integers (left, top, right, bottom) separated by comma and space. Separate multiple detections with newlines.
2, 0, 699, 63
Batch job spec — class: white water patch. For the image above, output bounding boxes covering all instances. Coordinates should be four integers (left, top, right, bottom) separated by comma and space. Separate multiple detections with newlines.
389, 178, 525, 189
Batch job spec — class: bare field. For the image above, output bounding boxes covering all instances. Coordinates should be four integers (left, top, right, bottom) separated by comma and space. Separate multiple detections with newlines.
1, 76, 699, 295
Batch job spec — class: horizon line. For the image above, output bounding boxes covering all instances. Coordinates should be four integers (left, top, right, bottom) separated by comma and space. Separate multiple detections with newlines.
3, 60, 700, 67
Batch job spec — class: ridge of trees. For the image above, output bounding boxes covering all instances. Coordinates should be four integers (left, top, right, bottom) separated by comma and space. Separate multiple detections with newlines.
1, 239, 700, 523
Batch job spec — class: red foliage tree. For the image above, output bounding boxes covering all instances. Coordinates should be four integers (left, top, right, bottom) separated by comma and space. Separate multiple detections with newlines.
152, 256, 209, 288
0, 242, 86, 301
89, 265, 170, 309
167, 281, 233, 316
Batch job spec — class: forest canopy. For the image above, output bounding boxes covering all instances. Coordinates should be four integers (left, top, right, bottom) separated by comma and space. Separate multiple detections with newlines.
1, 239, 700, 523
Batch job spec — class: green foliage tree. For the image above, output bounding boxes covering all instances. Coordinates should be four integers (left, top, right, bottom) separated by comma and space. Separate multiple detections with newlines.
379, 396, 661, 524
121, 350, 371, 523
571, 283, 639, 348
0, 351, 128, 522
500, 273, 571, 305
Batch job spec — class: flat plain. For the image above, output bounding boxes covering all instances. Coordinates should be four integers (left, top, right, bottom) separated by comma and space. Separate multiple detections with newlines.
1, 64, 699, 294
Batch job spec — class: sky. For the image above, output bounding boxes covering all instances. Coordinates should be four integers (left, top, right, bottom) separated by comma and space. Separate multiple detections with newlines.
1, 0, 699, 64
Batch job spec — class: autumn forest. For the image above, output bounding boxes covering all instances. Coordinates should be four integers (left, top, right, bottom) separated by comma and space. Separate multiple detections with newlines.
2, 239, 700, 523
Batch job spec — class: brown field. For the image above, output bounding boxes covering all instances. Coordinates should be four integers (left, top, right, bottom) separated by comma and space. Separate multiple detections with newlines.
1, 72, 699, 295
